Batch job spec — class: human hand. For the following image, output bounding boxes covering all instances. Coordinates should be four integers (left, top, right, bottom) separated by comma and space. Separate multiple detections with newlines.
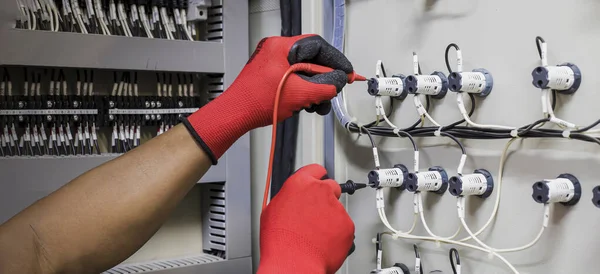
183, 35, 354, 163
257, 164, 355, 274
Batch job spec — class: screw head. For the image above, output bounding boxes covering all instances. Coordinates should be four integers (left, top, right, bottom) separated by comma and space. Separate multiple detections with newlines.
18, 101, 24, 108
73, 101, 80, 108
46, 115, 52, 122
18, 115, 24, 122
151, 101, 156, 108
73, 115, 79, 121
109, 114, 115, 121
178, 101, 184, 107
145, 101, 150, 108
156, 114, 162, 120
109, 101, 115, 108
46, 101, 53, 108
145, 114, 150, 120
156, 101, 162, 108
151, 114, 156, 120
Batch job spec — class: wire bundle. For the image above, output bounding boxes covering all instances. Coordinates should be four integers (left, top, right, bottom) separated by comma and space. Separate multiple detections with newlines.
14, 0, 199, 40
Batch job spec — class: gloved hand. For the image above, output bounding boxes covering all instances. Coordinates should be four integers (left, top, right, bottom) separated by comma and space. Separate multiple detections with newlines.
257, 164, 355, 274
183, 35, 354, 164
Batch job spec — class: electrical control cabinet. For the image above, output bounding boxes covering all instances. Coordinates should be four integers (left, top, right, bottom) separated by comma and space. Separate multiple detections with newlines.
0, 1, 251, 273
327, 0, 600, 273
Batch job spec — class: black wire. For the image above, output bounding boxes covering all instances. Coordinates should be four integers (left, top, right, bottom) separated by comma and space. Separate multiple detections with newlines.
395, 130, 418, 151
445, 43, 461, 74
413, 244, 423, 274
518, 118, 550, 136
440, 132, 466, 154
360, 127, 376, 148
449, 248, 460, 274
380, 61, 388, 77
535, 36, 545, 59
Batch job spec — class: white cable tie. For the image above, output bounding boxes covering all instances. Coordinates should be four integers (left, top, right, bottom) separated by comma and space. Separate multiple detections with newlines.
392, 128, 400, 136
510, 129, 519, 138
562, 130, 571, 139
434, 127, 442, 137
456, 265, 462, 274
391, 233, 399, 240
543, 204, 550, 228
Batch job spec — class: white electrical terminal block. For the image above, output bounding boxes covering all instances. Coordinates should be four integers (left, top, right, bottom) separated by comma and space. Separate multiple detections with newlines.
404, 71, 449, 99
532, 173, 581, 206
448, 69, 494, 97
370, 264, 410, 274
187, 0, 209, 21
531, 63, 581, 94
449, 169, 494, 198
405, 166, 449, 194
368, 164, 409, 189
367, 75, 408, 100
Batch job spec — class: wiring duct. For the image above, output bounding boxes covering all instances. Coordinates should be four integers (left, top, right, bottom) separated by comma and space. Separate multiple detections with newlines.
269, 0, 302, 199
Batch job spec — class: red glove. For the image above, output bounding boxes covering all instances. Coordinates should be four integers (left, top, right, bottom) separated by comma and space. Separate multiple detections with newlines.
257, 164, 355, 274
183, 35, 354, 164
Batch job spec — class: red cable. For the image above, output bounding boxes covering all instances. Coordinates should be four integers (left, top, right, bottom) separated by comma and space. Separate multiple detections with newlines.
262, 64, 366, 210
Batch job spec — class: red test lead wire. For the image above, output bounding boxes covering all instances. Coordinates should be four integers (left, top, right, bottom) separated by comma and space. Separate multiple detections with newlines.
262, 63, 366, 211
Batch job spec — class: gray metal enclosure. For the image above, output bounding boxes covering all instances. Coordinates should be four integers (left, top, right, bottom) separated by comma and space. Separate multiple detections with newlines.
0, 1, 252, 273
336, 0, 600, 273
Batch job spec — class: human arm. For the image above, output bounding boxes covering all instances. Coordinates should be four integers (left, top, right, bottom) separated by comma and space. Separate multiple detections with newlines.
0, 34, 355, 274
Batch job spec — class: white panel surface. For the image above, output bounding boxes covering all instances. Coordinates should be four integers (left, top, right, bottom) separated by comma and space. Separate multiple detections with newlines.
337, 0, 600, 273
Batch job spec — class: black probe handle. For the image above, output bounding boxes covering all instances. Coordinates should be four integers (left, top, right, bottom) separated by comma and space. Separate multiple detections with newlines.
320, 174, 356, 258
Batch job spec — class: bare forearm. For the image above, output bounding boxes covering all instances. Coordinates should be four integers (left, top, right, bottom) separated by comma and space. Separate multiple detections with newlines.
0, 125, 211, 273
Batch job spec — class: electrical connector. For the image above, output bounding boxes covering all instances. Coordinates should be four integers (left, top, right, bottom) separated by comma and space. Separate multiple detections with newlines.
531, 173, 581, 206
592, 186, 600, 208
404, 71, 449, 99
532, 62, 581, 95
339, 180, 367, 195
368, 164, 409, 189
367, 74, 408, 100
448, 169, 494, 198
405, 166, 448, 194
448, 68, 494, 97
370, 264, 410, 274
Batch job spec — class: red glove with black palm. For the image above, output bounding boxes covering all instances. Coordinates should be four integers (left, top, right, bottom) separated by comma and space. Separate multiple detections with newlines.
257, 164, 355, 274
182, 34, 354, 164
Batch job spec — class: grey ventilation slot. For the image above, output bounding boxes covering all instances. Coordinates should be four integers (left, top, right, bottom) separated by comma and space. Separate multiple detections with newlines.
201, 183, 227, 255
206, 74, 224, 100
103, 254, 223, 274
206, 4, 224, 42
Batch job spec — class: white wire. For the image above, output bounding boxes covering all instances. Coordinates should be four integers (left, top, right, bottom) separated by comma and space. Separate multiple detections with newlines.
457, 92, 515, 130
459, 138, 517, 242
181, 9, 193, 41
459, 197, 547, 256
413, 95, 441, 127
378, 207, 518, 273
139, 6, 153, 38
376, 96, 398, 129
416, 193, 461, 239
160, 7, 173, 40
